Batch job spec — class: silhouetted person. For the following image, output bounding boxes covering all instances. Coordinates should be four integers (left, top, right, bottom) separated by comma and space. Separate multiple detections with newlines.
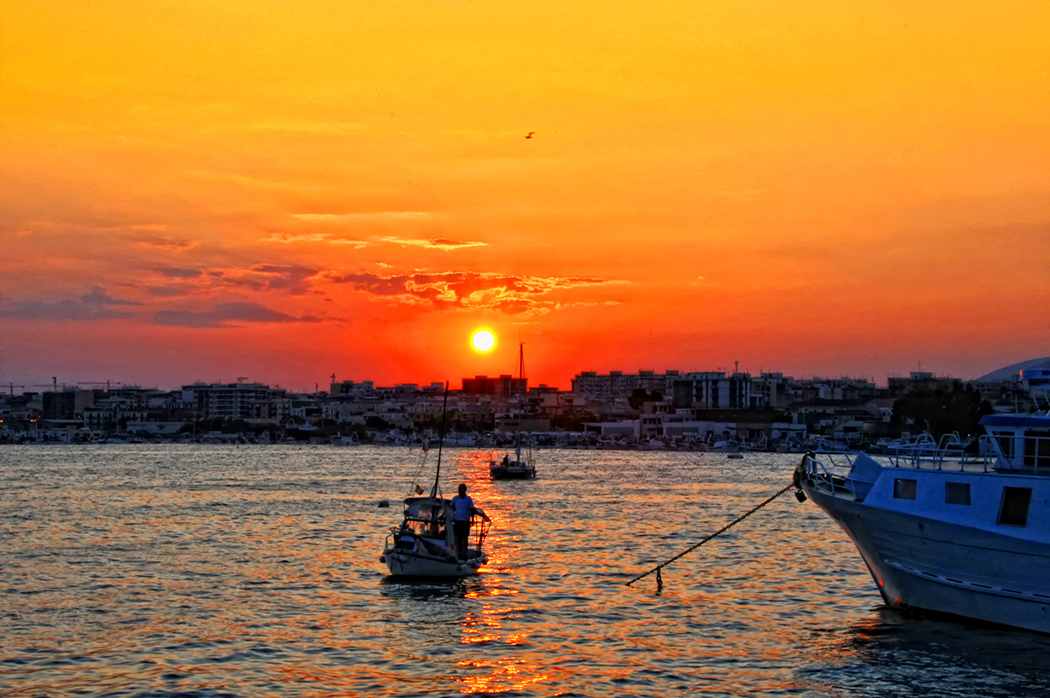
450, 483, 488, 559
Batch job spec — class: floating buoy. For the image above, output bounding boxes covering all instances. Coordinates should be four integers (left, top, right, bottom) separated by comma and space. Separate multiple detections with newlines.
378, 499, 390, 508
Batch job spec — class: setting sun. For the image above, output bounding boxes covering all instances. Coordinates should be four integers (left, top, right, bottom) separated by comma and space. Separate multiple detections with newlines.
472, 330, 495, 353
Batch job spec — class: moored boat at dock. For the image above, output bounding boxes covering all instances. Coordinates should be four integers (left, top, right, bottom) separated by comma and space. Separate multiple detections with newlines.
796, 410, 1050, 632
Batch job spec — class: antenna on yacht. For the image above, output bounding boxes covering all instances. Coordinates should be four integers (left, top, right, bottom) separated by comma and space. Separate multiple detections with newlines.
431, 381, 450, 499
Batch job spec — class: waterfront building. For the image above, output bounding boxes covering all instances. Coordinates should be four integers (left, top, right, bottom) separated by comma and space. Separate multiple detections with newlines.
330, 380, 375, 398
462, 375, 527, 397
181, 382, 286, 420
887, 371, 959, 398
571, 370, 679, 401
672, 372, 752, 410
82, 404, 148, 432
750, 372, 789, 410
42, 390, 95, 420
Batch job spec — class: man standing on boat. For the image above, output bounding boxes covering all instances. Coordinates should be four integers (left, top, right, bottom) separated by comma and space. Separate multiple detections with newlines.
451, 484, 489, 560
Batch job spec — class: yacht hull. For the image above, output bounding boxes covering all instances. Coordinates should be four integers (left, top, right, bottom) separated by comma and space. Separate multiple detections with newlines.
382, 549, 485, 577
804, 481, 1050, 633
490, 467, 535, 479
490, 458, 535, 479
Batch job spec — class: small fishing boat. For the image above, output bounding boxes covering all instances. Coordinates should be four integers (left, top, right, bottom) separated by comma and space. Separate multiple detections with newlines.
490, 445, 536, 479
380, 495, 490, 577
491, 341, 538, 480
380, 385, 491, 578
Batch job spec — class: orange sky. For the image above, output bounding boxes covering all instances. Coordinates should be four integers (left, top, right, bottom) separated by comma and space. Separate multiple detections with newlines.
2, 0, 1048, 390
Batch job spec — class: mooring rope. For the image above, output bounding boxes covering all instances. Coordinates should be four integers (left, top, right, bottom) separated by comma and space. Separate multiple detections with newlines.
625, 482, 796, 588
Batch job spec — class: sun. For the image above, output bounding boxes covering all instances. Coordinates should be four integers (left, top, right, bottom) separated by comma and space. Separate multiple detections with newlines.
471, 329, 495, 352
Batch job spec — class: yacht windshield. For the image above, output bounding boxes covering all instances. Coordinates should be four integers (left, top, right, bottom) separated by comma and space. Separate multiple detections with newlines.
404, 518, 444, 539
406, 500, 446, 519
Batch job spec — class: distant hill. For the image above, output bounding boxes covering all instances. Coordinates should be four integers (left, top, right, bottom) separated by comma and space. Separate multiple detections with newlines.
976, 357, 1050, 382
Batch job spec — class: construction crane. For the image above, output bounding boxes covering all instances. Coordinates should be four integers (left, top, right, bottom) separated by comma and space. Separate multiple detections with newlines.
5, 384, 26, 395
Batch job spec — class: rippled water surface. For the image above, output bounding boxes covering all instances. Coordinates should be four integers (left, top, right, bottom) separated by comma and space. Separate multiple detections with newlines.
4, 445, 1050, 697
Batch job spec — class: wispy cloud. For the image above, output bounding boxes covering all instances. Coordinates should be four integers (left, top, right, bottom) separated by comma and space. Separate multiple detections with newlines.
323, 271, 619, 315
0, 287, 139, 321
242, 265, 323, 294
259, 232, 368, 247
153, 302, 320, 328
82, 287, 140, 307
146, 284, 196, 298
554, 300, 622, 309
153, 265, 203, 279
143, 263, 324, 296
135, 237, 199, 252
378, 236, 488, 251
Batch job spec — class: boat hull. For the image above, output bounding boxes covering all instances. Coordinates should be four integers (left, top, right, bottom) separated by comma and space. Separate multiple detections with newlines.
490, 458, 536, 479
803, 480, 1050, 633
381, 545, 487, 578
490, 467, 535, 479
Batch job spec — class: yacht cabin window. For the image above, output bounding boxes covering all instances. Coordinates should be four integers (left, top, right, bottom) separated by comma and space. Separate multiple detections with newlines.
998, 487, 1032, 527
404, 518, 445, 538
945, 482, 971, 505
893, 478, 917, 500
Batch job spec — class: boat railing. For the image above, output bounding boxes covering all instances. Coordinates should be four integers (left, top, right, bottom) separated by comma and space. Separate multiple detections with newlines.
815, 435, 1050, 474
471, 512, 491, 554
806, 435, 1050, 498
803, 452, 863, 499
875, 436, 995, 471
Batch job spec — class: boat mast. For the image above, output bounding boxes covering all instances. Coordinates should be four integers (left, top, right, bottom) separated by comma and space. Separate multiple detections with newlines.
516, 342, 525, 457
431, 381, 449, 499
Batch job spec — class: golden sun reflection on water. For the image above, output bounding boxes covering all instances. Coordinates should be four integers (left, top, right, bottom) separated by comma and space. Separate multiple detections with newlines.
455, 656, 551, 694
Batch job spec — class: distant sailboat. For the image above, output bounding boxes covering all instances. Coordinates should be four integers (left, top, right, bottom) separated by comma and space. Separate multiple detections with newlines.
491, 342, 537, 480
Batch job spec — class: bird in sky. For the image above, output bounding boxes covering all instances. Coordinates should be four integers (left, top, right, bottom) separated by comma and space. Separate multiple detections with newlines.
526, 132, 535, 139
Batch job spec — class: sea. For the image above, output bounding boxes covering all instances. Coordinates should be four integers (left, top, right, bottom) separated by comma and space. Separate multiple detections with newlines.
4, 445, 1050, 697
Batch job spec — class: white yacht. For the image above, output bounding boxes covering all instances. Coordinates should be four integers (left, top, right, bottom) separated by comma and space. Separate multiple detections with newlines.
329, 433, 358, 446
796, 410, 1050, 633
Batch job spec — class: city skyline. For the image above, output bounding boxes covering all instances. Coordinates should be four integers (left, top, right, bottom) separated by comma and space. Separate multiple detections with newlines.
0, 358, 1034, 396
3, 2, 1049, 392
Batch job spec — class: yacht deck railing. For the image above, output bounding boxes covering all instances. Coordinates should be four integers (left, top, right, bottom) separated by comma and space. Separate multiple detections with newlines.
805, 434, 1050, 484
